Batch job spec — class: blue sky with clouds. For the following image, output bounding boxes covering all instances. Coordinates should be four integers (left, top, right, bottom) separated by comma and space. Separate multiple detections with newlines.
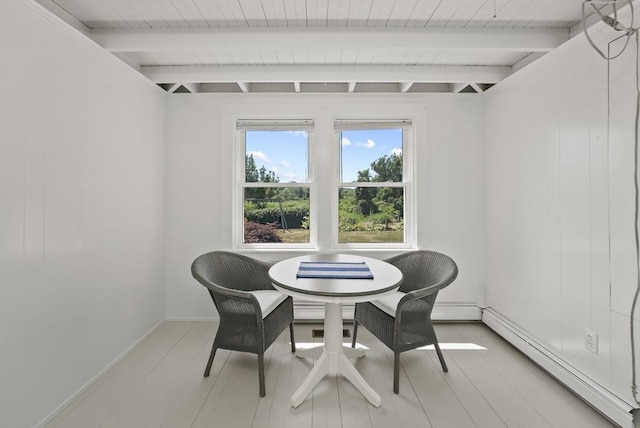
246, 128, 402, 183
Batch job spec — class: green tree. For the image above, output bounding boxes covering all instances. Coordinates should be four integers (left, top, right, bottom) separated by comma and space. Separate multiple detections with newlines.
370, 153, 402, 182
258, 165, 279, 183
245, 154, 280, 184
371, 153, 403, 220
338, 154, 404, 222
258, 165, 279, 199
244, 154, 280, 205
245, 154, 280, 203
245, 154, 260, 202
355, 169, 376, 216
245, 154, 259, 182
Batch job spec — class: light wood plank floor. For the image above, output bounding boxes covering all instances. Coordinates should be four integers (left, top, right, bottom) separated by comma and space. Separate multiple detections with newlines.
45, 321, 615, 428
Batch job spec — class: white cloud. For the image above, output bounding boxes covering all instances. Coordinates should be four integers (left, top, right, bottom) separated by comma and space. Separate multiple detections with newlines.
247, 151, 270, 163
285, 172, 296, 179
270, 167, 279, 173
288, 130, 308, 138
341, 137, 351, 146
391, 147, 402, 156
361, 139, 375, 148
279, 160, 291, 168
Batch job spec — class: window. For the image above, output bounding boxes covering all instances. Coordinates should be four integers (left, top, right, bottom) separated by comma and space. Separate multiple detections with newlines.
335, 121, 412, 247
234, 118, 413, 249
236, 120, 314, 248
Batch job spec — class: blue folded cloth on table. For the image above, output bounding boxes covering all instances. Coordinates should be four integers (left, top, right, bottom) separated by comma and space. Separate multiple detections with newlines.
296, 261, 374, 279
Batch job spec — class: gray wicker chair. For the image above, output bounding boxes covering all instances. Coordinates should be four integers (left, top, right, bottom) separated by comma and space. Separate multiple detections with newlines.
191, 251, 296, 397
351, 250, 458, 394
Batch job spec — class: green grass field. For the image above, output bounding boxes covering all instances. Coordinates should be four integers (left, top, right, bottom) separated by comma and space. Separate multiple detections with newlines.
277, 229, 403, 244
276, 229, 309, 243
339, 230, 403, 243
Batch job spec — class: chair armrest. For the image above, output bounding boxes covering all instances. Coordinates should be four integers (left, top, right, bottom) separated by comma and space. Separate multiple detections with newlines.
394, 279, 452, 321
396, 266, 459, 308
211, 283, 256, 300
207, 283, 264, 320
401, 282, 442, 302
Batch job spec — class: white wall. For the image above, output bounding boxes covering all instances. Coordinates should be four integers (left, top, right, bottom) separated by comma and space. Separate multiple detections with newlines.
0, 2, 166, 427
164, 94, 485, 320
484, 15, 639, 408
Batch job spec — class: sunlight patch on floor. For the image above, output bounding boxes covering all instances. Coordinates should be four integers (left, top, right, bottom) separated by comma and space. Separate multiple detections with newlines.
293, 342, 369, 351
419, 343, 487, 350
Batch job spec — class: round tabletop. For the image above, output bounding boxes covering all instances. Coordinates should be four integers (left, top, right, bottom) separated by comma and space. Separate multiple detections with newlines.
268, 254, 403, 304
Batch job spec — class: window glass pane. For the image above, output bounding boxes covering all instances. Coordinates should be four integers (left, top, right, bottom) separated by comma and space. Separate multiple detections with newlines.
244, 187, 310, 244
246, 130, 309, 183
340, 128, 403, 183
338, 186, 404, 243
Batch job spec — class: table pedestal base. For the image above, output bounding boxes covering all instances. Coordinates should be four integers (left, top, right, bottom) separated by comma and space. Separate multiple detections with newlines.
291, 302, 381, 408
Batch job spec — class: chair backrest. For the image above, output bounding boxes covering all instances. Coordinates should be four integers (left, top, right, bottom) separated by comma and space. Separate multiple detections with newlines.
385, 250, 458, 294
191, 251, 274, 292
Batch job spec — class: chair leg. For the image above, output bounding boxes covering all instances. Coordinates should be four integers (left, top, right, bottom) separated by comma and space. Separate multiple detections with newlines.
434, 342, 448, 373
393, 352, 400, 394
290, 322, 296, 352
258, 353, 266, 397
204, 344, 217, 377
351, 322, 358, 348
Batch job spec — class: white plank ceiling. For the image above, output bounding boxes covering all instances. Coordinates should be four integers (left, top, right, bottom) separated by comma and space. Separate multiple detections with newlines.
35, 0, 621, 93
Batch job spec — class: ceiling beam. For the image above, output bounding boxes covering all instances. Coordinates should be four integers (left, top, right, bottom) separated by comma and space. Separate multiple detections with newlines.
34, 0, 91, 37
449, 83, 470, 93
142, 64, 511, 85
181, 82, 200, 93
469, 83, 483, 93
166, 83, 181, 93
92, 27, 568, 53
237, 82, 250, 93
399, 82, 414, 93
512, 52, 546, 74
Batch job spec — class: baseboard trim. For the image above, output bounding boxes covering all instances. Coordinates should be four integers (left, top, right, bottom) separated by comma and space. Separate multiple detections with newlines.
34, 319, 165, 428
432, 302, 483, 321
293, 301, 482, 321
482, 309, 635, 428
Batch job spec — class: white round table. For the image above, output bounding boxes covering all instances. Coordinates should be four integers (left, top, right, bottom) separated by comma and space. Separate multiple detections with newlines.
269, 254, 403, 408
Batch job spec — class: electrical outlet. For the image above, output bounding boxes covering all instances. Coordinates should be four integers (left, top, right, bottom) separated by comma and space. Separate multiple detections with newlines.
585, 329, 598, 354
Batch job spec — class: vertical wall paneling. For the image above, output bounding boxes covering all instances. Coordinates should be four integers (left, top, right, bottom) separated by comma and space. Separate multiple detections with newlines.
0, 2, 167, 427
608, 28, 640, 403
485, 9, 638, 410
588, 36, 613, 389
425, 95, 486, 304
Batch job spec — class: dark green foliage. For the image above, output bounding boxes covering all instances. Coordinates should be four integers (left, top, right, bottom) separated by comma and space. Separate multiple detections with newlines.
245, 154, 279, 183
243, 221, 282, 243
245, 155, 259, 182
245, 154, 280, 201
355, 169, 376, 215
244, 204, 309, 229
340, 153, 404, 232
370, 153, 402, 182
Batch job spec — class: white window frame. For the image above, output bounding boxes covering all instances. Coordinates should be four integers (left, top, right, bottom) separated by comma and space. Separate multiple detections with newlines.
234, 119, 316, 250
332, 119, 416, 250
